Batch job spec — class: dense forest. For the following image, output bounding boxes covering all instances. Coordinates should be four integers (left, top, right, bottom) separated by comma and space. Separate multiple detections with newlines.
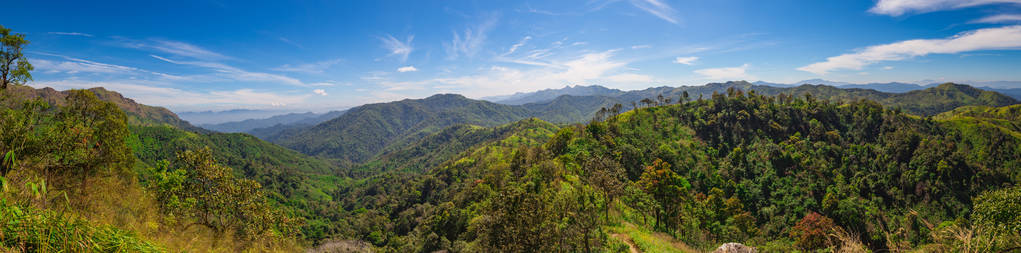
309, 88, 1021, 252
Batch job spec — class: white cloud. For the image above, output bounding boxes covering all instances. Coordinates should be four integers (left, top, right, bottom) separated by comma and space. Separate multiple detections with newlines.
674, 56, 698, 65
48, 32, 93, 37
33, 59, 133, 74
397, 66, 418, 72
392, 50, 639, 97
446, 14, 499, 59
122, 39, 231, 60
883, 66, 895, 70
798, 25, 1021, 75
151, 54, 310, 87
695, 64, 750, 80
503, 36, 532, 56
869, 0, 1021, 16
29, 80, 309, 109
379, 34, 414, 62
30, 53, 183, 80
972, 14, 1021, 23
273, 59, 342, 74
278, 37, 302, 48
629, 0, 680, 24
631, 45, 652, 49
606, 73, 653, 83
313, 89, 328, 96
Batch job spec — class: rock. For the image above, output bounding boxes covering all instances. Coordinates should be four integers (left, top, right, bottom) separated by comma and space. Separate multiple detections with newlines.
713, 242, 757, 253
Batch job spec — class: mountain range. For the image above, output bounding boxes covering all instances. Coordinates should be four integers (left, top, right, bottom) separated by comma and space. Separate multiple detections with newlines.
199, 110, 346, 133
752, 79, 1021, 99
249, 81, 1017, 171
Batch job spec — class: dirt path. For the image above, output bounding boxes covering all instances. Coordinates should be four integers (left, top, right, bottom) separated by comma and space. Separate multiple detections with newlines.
610, 233, 642, 253
616, 221, 699, 253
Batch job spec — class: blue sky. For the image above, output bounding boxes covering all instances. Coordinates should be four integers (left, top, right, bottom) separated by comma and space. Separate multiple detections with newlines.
5, 0, 1021, 112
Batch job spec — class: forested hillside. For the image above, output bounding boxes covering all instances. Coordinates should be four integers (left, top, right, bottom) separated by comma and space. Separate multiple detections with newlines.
0, 87, 303, 251
319, 88, 1021, 252
269, 94, 584, 165
491, 81, 1019, 117
264, 82, 1018, 176
3, 85, 200, 131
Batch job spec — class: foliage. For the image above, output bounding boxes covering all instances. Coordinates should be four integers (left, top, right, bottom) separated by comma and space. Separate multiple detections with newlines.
149, 147, 299, 242
326, 89, 1020, 252
0, 199, 162, 252
52, 90, 133, 193
790, 212, 837, 250
637, 158, 689, 231
0, 25, 33, 90
972, 185, 1021, 235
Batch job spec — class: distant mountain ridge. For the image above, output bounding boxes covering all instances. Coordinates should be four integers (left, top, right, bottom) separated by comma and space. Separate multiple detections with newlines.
482, 85, 624, 105
752, 79, 1021, 99
199, 110, 346, 133
266, 82, 1018, 168
178, 109, 300, 125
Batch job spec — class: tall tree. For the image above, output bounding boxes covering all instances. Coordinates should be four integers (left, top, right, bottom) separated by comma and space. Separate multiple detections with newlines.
637, 158, 690, 231
0, 25, 33, 90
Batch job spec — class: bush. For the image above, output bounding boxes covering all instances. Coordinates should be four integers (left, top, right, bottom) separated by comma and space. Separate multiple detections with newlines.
790, 212, 837, 250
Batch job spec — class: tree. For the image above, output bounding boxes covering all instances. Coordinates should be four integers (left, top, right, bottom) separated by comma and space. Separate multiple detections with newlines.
637, 158, 690, 231
51, 90, 131, 196
151, 147, 297, 240
1, 25, 33, 89
584, 155, 625, 219
791, 212, 837, 251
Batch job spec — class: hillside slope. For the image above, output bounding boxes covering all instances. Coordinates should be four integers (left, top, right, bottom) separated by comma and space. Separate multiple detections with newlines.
328, 91, 1021, 252
271, 94, 536, 164
10, 85, 199, 130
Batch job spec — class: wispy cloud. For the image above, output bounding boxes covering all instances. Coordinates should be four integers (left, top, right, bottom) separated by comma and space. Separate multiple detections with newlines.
972, 14, 1021, 23
503, 36, 532, 56
380, 50, 643, 97
151, 54, 309, 86
32, 58, 134, 74
869, 0, 1021, 16
629, 0, 680, 25
695, 64, 751, 80
48, 32, 93, 37
606, 73, 653, 83
273, 59, 342, 74
631, 45, 652, 49
379, 34, 414, 62
445, 14, 499, 59
674, 56, 698, 65
121, 39, 231, 61
798, 25, 1021, 75
30, 52, 182, 79
30, 80, 310, 110
397, 66, 418, 72
313, 89, 328, 96
278, 37, 303, 48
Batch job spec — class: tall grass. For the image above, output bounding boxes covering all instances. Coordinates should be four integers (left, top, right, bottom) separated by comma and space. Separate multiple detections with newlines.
0, 199, 162, 252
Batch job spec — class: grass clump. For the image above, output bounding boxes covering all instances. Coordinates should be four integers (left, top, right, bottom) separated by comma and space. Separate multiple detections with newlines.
0, 199, 162, 252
